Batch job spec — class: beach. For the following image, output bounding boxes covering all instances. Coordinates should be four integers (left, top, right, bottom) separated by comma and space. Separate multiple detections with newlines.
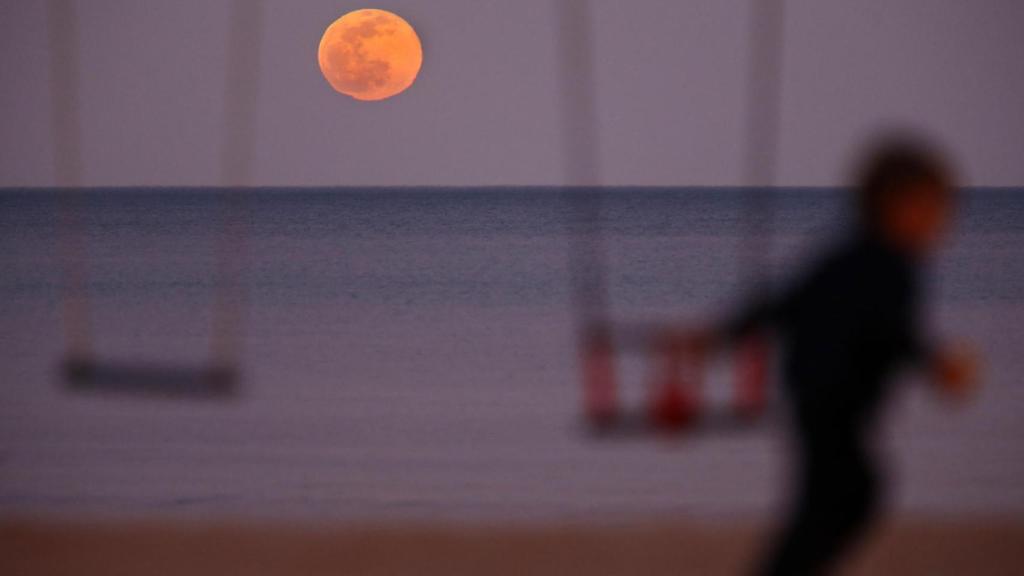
4, 515, 1023, 575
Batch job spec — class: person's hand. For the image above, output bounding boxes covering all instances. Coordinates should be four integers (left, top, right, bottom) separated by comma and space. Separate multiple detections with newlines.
931, 343, 981, 403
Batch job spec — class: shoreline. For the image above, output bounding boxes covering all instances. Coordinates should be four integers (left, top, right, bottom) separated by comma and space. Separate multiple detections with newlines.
3, 514, 1022, 575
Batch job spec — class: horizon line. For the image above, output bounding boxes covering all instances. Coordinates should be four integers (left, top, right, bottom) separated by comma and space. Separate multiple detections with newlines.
1, 184, 1020, 192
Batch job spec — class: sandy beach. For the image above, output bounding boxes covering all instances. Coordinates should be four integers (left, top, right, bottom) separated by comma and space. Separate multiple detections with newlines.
3, 515, 1023, 575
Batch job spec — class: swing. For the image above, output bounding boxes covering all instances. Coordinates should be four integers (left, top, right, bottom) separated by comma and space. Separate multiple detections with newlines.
50, 0, 263, 399
558, 0, 786, 436
579, 322, 772, 436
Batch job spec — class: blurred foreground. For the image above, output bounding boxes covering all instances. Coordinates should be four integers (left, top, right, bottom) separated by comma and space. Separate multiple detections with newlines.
3, 516, 1022, 576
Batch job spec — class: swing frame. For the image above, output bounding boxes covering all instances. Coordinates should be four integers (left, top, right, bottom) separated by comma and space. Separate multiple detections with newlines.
558, 0, 787, 437
49, 0, 261, 399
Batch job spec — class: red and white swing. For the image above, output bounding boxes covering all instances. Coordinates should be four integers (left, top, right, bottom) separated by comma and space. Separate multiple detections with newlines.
558, 0, 785, 436
581, 325, 770, 435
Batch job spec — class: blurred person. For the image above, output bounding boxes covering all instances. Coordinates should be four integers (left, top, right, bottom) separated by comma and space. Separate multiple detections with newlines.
683, 136, 978, 575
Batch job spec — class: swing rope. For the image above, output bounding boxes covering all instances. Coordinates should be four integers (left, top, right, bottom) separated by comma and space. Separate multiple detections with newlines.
734, 0, 786, 419
741, 0, 785, 285
556, 0, 608, 329
48, 0, 91, 365
211, 0, 263, 370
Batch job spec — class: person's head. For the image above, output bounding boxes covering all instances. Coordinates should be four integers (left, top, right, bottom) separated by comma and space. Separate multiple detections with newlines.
854, 135, 955, 256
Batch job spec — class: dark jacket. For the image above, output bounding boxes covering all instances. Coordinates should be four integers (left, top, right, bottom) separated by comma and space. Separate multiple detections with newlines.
728, 235, 930, 434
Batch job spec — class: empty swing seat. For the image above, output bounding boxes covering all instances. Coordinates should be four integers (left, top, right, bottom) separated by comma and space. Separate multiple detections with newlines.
63, 356, 238, 399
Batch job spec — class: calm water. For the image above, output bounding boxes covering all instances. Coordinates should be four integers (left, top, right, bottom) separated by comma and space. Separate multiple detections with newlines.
1, 188, 1023, 521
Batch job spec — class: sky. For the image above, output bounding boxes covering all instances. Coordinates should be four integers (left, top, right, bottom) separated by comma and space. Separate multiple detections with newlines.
1, 0, 1022, 188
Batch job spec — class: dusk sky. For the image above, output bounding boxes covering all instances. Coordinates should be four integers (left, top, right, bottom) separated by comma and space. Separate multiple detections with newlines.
2, 0, 1022, 187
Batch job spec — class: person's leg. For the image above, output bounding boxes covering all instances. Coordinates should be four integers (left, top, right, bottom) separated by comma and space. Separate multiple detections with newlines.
756, 453, 832, 575
815, 443, 882, 570
757, 435, 881, 575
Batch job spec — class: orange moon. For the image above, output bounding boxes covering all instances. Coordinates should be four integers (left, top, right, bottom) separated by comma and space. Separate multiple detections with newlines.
318, 9, 423, 101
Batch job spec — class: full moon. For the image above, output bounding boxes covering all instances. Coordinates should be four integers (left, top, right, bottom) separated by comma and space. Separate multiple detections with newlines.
318, 9, 423, 102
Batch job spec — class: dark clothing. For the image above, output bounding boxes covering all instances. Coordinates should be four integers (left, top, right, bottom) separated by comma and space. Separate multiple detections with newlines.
727, 236, 930, 575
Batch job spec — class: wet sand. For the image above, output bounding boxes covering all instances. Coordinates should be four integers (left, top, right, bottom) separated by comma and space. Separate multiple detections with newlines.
3, 515, 1022, 575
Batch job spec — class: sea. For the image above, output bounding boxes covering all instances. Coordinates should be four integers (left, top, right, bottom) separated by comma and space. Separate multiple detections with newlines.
1, 187, 1022, 522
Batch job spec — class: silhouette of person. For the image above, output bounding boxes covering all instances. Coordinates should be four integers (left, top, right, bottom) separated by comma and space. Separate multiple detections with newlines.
687, 136, 977, 575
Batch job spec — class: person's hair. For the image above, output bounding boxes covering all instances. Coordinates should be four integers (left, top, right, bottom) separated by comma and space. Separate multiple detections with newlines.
854, 135, 954, 232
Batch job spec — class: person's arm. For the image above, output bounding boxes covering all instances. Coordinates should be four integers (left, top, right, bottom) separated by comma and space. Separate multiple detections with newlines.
721, 290, 781, 345
896, 273, 979, 401
672, 250, 828, 357
717, 258, 818, 348
671, 281, 798, 358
